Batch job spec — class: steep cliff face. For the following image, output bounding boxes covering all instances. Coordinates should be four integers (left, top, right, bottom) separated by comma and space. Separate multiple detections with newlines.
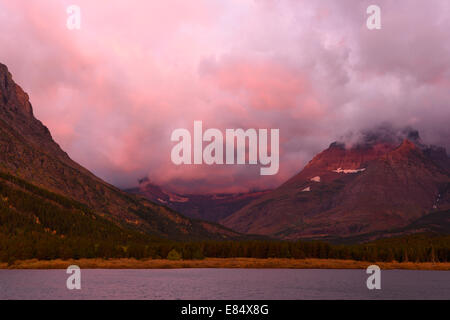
222, 134, 450, 240
0, 63, 239, 240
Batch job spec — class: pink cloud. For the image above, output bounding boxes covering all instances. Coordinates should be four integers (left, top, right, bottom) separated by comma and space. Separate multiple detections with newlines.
199, 56, 308, 110
0, 0, 449, 193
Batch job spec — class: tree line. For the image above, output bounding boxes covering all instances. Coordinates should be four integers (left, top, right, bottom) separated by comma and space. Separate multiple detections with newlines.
2, 233, 449, 264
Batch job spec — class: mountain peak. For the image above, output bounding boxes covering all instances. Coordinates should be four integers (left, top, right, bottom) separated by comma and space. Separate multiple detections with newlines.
0, 63, 33, 117
385, 138, 422, 161
224, 132, 450, 239
337, 124, 423, 150
399, 138, 417, 150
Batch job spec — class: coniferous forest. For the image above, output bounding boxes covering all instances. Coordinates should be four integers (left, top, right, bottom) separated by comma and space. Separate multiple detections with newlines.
1, 170, 449, 264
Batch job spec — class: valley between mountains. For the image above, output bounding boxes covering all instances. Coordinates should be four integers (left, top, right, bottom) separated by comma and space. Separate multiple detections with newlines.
1, 62, 449, 266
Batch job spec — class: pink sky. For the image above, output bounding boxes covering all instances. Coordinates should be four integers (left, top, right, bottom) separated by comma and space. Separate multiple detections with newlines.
1, 0, 449, 193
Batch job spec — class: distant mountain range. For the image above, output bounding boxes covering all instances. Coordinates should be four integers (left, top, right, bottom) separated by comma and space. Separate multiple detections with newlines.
126, 178, 270, 223
0, 62, 240, 242
221, 130, 450, 240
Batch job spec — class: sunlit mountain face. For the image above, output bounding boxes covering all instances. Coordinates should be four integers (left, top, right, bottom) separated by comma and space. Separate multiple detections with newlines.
222, 130, 450, 240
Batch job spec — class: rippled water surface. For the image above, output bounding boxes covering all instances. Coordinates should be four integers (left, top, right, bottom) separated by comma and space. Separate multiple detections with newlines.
0, 269, 449, 299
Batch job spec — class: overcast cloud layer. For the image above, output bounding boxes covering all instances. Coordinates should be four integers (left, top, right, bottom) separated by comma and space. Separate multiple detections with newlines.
0, 0, 449, 193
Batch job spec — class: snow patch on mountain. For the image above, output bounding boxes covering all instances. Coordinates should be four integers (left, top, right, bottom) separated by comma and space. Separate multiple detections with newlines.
168, 194, 189, 202
332, 168, 366, 174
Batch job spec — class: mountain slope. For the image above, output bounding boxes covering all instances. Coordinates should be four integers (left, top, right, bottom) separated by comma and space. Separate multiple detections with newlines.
0, 170, 159, 261
325, 209, 450, 244
0, 62, 239, 240
222, 133, 450, 240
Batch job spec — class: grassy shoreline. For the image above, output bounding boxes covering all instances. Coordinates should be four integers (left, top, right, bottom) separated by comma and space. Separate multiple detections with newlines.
1, 258, 449, 270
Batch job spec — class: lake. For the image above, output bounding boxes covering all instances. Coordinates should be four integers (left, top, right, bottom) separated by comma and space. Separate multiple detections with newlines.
0, 269, 448, 300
